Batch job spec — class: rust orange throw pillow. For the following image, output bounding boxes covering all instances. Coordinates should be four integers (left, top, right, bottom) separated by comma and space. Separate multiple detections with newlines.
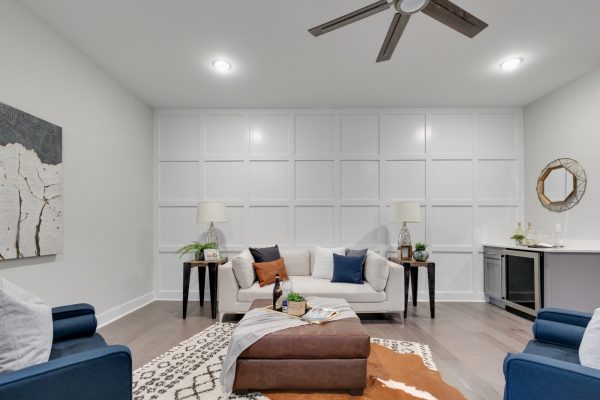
253, 258, 288, 287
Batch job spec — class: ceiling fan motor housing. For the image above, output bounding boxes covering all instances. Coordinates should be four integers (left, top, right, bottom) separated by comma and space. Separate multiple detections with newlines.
395, 0, 431, 15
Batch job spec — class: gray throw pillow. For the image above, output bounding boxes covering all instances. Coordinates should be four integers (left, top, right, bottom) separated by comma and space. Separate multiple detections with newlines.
580, 308, 600, 369
0, 278, 53, 373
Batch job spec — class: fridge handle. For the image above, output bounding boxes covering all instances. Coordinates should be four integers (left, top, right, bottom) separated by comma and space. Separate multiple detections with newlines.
501, 254, 506, 300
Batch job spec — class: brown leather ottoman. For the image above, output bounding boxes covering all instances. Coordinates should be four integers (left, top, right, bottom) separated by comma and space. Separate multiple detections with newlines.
233, 299, 370, 396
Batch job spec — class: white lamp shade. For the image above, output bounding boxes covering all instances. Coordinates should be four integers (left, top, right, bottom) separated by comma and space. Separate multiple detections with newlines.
197, 202, 228, 224
389, 202, 421, 223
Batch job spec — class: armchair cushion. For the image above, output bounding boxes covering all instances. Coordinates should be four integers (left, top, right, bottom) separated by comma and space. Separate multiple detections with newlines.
580, 308, 600, 369
523, 340, 580, 364
50, 333, 107, 360
0, 278, 52, 374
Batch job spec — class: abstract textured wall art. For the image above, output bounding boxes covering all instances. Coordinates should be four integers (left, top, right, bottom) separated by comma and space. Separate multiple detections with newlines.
0, 102, 63, 260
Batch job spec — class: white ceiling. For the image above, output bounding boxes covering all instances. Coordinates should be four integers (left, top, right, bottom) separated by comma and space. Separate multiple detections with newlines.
19, 0, 600, 108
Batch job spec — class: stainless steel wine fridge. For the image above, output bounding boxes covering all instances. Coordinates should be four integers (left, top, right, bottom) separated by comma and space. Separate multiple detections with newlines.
502, 249, 543, 318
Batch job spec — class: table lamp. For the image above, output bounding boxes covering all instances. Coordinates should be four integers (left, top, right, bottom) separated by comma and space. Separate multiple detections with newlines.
389, 202, 421, 260
197, 202, 228, 250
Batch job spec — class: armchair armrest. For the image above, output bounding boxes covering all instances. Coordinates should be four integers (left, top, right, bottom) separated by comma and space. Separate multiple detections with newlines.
537, 308, 592, 328
0, 345, 132, 400
504, 353, 600, 400
533, 308, 592, 349
51, 303, 97, 342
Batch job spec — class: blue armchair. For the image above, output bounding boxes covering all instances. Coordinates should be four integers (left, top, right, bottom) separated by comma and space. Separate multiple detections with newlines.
504, 307, 600, 400
0, 303, 132, 400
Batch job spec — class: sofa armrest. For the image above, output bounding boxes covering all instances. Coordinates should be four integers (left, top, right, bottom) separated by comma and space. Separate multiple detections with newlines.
537, 308, 592, 328
218, 261, 240, 317
0, 345, 132, 400
51, 303, 97, 342
504, 353, 600, 400
384, 261, 404, 313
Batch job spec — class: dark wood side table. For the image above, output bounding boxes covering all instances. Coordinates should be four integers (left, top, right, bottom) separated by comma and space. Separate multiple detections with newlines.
182, 257, 228, 320
389, 257, 435, 319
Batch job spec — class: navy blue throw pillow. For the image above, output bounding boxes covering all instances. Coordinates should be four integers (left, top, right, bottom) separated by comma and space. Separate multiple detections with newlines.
331, 254, 364, 284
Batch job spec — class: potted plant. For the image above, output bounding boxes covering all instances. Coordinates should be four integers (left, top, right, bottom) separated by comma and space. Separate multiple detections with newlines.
413, 242, 429, 262
176, 242, 217, 261
511, 234, 526, 246
286, 292, 307, 316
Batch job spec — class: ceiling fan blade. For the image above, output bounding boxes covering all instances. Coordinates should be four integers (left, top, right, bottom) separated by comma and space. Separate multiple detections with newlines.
376, 13, 411, 63
309, 0, 391, 37
422, 0, 488, 38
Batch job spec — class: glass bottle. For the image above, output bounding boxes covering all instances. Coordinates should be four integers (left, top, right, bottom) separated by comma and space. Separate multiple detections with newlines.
515, 222, 524, 245
272, 273, 283, 311
525, 222, 534, 246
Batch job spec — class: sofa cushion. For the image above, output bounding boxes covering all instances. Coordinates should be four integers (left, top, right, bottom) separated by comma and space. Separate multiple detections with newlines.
311, 246, 346, 280
364, 251, 389, 292
332, 254, 364, 284
238, 276, 386, 303
253, 258, 289, 287
0, 278, 53, 373
280, 249, 310, 276
232, 249, 255, 289
291, 276, 386, 303
249, 245, 281, 263
580, 307, 600, 369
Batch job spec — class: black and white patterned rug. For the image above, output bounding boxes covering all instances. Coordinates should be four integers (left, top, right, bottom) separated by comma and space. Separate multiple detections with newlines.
132, 323, 436, 400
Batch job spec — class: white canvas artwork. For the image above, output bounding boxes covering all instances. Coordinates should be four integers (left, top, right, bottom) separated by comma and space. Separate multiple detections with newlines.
0, 102, 63, 260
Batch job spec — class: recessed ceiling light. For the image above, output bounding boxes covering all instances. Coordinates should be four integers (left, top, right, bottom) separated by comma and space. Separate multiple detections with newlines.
212, 59, 231, 72
499, 57, 524, 72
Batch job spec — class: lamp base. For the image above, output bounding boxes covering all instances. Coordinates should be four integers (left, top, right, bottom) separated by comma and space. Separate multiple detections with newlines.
398, 222, 412, 260
206, 222, 219, 250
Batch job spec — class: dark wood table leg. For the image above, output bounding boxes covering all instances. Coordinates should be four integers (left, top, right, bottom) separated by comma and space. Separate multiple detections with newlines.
428, 263, 435, 318
208, 263, 218, 319
411, 267, 419, 306
403, 264, 410, 319
183, 265, 191, 319
199, 266, 206, 307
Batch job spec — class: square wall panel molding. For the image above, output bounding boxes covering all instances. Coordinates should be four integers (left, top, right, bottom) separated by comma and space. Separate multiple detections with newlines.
155, 109, 523, 302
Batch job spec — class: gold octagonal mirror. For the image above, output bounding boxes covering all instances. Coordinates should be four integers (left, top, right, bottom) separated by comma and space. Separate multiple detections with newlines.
537, 158, 586, 212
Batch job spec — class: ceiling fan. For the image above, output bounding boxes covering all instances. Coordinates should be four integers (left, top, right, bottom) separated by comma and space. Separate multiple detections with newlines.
308, 0, 488, 62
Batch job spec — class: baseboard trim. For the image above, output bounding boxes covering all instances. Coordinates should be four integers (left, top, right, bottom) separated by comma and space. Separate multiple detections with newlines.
97, 292, 155, 328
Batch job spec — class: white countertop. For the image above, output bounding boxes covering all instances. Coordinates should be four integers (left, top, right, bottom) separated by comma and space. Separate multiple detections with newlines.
483, 240, 600, 254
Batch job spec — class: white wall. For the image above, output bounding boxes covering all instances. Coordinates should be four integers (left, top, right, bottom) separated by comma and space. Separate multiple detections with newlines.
155, 108, 523, 302
0, 0, 153, 324
524, 66, 600, 240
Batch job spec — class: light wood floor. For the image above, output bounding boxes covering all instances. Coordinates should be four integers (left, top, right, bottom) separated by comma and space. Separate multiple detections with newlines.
99, 301, 532, 400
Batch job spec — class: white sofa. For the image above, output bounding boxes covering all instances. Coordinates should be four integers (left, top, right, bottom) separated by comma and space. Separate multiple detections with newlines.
217, 248, 404, 320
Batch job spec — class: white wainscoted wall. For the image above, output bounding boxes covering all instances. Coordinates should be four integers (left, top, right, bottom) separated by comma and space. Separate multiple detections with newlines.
155, 109, 523, 302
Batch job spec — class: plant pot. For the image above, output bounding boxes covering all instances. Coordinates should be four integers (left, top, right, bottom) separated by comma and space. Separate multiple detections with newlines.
287, 300, 307, 316
413, 250, 429, 262
195, 250, 204, 261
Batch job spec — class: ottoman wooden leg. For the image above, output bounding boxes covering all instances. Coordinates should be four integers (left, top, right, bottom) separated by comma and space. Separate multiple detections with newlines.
234, 389, 249, 395
350, 389, 364, 396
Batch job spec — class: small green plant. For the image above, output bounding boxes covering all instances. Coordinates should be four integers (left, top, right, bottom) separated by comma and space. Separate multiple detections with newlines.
510, 234, 526, 241
176, 242, 217, 259
286, 292, 305, 303
414, 242, 427, 251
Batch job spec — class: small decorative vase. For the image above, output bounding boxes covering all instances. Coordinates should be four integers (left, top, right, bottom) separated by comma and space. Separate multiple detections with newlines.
195, 250, 204, 261
413, 250, 429, 262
